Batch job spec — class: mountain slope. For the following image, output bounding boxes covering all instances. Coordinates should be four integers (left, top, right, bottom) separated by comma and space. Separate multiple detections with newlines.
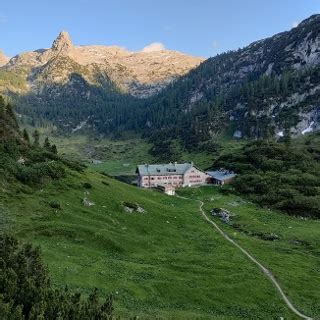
132, 14, 320, 142
2, 15, 320, 140
0, 32, 203, 132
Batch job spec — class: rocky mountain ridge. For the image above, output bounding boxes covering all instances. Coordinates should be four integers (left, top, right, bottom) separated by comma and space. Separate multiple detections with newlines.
137, 14, 320, 141
3, 31, 203, 97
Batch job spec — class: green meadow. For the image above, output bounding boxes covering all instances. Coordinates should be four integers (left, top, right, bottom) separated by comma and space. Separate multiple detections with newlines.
1, 167, 319, 318
50, 134, 245, 177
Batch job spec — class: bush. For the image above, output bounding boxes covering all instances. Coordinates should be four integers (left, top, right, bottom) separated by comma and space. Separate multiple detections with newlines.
17, 162, 66, 185
82, 182, 93, 189
49, 201, 61, 210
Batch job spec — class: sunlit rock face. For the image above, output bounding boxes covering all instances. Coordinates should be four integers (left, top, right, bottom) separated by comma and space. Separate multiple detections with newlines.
4, 31, 204, 97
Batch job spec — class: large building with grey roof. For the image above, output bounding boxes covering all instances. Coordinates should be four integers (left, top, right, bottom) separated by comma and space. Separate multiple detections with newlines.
136, 162, 210, 189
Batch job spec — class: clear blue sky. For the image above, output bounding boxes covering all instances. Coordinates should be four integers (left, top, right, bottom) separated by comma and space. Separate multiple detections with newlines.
0, 0, 319, 58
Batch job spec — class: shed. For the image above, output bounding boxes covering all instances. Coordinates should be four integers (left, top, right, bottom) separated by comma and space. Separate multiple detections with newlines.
206, 169, 237, 185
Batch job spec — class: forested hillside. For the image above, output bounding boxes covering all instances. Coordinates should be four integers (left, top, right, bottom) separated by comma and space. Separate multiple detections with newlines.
132, 14, 320, 144
0, 95, 83, 186
213, 135, 320, 218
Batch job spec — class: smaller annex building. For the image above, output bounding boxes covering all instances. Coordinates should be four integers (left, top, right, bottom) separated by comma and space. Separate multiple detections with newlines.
136, 162, 210, 189
206, 169, 236, 185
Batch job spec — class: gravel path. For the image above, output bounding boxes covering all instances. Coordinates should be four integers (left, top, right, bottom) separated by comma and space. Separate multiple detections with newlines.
180, 195, 313, 320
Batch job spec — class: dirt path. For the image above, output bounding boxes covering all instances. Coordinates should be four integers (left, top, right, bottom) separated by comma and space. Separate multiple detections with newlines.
180, 196, 313, 320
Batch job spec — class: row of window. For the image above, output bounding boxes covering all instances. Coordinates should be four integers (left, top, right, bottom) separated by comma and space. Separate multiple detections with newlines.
189, 180, 203, 183
143, 176, 183, 180
142, 181, 183, 186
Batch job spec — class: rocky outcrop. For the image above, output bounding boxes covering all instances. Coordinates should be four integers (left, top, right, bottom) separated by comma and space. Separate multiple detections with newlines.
51, 31, 74, 53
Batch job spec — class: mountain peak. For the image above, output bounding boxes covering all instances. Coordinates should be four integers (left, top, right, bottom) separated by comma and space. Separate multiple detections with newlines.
51, 31, 74, 52
0, 49, 9, 66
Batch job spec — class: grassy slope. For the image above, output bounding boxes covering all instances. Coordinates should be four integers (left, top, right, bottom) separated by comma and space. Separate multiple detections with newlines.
0, 169, 305, 319
178, 187, 320, 319
50, 135, 155, 175
50, 134, 246, 176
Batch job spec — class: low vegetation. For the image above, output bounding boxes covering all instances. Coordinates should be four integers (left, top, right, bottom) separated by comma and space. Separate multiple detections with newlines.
213, 137, 320, 218
0, 95, 84, 187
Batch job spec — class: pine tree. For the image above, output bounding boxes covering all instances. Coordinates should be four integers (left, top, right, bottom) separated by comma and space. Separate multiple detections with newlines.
283, 127, 291, 147
0, 95, 5, 111
51, 144, 58, 154
43, 137, 51, 151
23, 129, 30, 145
33, 130, 40, 147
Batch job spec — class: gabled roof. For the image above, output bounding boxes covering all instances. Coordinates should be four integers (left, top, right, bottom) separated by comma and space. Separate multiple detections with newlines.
137, 163, 193, 176
206, 170, 237, 181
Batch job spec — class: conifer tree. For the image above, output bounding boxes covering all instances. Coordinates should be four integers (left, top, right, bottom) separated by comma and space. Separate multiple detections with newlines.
51, 144, 58, 154
23, 129, 30, 145
33, 130, 40, 147
43, 137, 51, 151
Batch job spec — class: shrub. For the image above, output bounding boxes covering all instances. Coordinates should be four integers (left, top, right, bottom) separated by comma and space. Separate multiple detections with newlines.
17, 162, 66, 185
82, 182, 93, 189
49, 201, 61, 210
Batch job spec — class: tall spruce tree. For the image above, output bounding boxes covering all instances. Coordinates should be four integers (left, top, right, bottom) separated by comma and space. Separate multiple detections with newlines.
23, 129, 30, 145
43, 137, 51, 151
33, 130, 40, 147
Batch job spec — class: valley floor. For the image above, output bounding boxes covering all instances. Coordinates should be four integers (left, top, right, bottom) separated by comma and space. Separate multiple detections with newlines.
1, 169, 319, 319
